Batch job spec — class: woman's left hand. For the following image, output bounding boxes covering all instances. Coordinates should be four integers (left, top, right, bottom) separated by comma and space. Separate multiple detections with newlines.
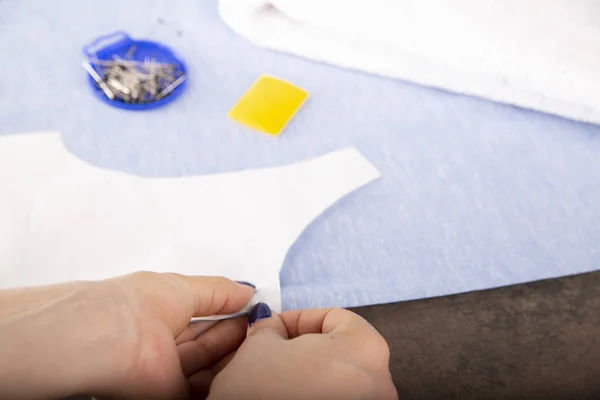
0, 272, 255, 400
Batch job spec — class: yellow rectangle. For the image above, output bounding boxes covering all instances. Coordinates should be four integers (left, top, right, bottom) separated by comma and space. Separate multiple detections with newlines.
228, 75, 309, 136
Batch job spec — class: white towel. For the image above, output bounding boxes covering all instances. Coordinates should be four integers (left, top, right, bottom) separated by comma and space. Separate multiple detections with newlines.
220, 0, 600, 124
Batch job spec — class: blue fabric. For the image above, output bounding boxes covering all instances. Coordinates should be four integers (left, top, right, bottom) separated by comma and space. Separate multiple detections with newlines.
2, 0, 600, 310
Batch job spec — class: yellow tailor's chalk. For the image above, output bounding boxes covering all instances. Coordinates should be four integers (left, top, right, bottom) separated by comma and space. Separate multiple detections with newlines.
228, 75, 309, 136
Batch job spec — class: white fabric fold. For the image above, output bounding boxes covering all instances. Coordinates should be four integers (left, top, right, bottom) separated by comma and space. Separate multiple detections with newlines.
220, 0, 600, 124
0, 132, 380, 317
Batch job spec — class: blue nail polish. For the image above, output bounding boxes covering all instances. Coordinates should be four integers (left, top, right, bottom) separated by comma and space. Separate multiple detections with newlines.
248, 302, 271, 327
236, 281, 256, 289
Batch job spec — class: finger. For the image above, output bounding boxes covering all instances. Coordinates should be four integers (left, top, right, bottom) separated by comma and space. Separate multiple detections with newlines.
280, 308, 390, 365
178, 316, 248, 376
187, 352, 236, 399
246, 302, 288, 339
280, 308, 376, 338
177, 276, 256, 318
176, 320, 219, 345
211, 350, 236, 375
117, 272, 255, 333
188, 370, 214, 400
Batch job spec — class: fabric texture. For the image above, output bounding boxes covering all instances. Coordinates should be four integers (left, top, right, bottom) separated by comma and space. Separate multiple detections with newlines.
220, 0, 600, 124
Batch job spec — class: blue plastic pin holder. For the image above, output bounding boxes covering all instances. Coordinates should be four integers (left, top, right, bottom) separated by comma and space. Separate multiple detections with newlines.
82, 31, 188, 110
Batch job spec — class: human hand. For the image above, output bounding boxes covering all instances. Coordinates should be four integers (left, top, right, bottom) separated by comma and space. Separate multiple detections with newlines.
0, 272, 255, 400
208, 303, 398, 400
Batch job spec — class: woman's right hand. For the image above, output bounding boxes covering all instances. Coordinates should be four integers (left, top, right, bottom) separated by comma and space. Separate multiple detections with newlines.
207, 304, 398, 399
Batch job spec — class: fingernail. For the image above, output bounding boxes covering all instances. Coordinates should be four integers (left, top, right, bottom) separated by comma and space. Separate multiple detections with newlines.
248, 302, 271, 327
236, 281, 256, 289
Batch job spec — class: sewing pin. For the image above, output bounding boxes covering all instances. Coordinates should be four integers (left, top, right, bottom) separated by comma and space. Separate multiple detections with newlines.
155, 74, 187, 100
82, 61, 115, 100
124, 45, 137, 59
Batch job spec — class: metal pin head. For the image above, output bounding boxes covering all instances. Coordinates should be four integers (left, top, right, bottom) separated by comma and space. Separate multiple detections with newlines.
87, 58, 186, 105
82, 33, 188, 110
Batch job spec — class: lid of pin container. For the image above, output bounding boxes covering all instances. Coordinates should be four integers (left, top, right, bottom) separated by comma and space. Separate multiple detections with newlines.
82, 31, 188, 110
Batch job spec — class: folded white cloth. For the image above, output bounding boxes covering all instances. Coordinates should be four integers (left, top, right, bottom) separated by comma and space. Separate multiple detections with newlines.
220, 0, 600, 124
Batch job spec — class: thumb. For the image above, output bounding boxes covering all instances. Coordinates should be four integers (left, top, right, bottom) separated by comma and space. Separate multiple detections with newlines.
246, 302, 289, 339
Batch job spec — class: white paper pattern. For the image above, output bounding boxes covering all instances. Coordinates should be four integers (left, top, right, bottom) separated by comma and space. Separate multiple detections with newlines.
0, 132, 380, 316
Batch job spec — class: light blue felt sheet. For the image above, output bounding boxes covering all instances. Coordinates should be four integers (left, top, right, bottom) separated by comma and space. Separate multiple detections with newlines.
1, 0, 600, 309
